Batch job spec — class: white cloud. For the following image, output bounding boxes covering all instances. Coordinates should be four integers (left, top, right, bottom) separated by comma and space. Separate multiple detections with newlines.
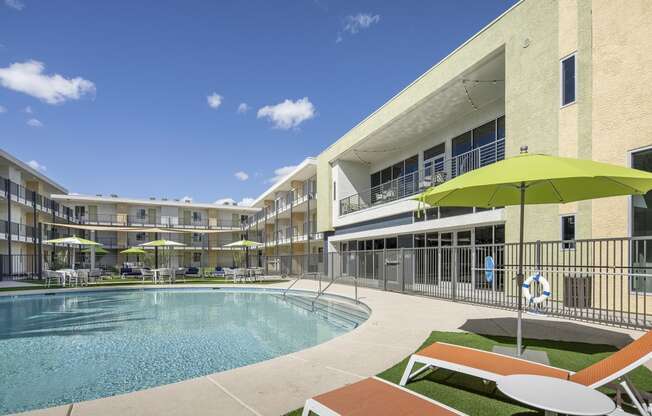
237, 102, 249, 114
27, 160, 46, 172
0, 61, 95, 105
0, 105, 6, 113
344, 13, 380, 34
337, 13, 380, 42
26, 118, 42, 127
207, 92, 223, 109
257, 97, 315, 129
5, 0, 25, 10
181, 196, 193, 202
213, 197, 254, 206
24, 105, 32, 113
234, 171, 249, 181
214, 197, 236, 205
266, 165, 297, 184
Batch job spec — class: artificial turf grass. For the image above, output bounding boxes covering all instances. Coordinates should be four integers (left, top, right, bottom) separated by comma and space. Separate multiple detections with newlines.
0, 277, 288, 292
286, 330, 652, 416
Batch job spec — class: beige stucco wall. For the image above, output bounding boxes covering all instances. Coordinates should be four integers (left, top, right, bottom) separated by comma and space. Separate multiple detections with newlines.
590, 0, 652, 238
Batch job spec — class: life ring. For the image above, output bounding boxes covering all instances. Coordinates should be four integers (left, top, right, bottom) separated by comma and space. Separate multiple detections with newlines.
522, 273, 551, 305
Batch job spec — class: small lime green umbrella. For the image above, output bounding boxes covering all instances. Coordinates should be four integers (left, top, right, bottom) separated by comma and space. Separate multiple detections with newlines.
224, 240, 262, 268
224, 240, 263, 248
121, 247, 147, 263
416, 147, 652, 355
43, 236, 103, 270
120, 247, 147, 254
139, 240, 185, 271
139, 239, 185, 247
81, 246, 108, 254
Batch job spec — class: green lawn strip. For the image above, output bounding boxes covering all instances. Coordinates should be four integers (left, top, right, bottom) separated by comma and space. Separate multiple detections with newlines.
0, 278, 287, 292
286, 331, 652, 416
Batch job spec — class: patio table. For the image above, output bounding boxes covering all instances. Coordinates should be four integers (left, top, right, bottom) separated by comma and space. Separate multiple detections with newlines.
496, 374, 615, 416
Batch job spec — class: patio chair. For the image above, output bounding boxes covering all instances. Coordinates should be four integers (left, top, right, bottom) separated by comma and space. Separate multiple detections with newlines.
76, 269, 90, 286
45, 270, 63, 288
89, 268, 103, 283
302, 377, 466, 416
224, 268, 236, 281
212, 266, 225, 278
158, 268, 171, 284
399, 331, 652, 415
140, 268, 154, 283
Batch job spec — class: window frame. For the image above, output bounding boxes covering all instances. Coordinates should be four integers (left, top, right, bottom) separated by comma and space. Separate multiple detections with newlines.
560, 52, 577, 108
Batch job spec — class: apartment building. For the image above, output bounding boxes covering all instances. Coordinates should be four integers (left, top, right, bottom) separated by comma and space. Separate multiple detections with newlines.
315, 0, 652, 259
51, 194, 257, 270
0, 149, 73, 277
244, 158, 321, 274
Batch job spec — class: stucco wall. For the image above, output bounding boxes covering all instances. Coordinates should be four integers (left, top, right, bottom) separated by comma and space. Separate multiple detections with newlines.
590, 0, 652, 238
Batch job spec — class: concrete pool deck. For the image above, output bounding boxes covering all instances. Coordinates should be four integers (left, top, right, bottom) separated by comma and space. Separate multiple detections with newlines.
7, 280, 648, 416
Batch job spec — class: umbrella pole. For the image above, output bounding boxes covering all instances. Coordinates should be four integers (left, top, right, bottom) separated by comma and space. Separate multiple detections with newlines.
517, 182, 525, 356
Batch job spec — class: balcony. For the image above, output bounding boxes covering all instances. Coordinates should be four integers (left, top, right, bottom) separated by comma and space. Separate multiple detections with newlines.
339, 139, 505, 216
0, 220, 36, 243
0, 176, 74, 220
77, 213, 242, 230
245, 191, 316, 228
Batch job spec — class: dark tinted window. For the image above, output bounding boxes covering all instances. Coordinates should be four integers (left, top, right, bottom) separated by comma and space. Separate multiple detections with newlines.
405, 155, 418, 174
562, 215, 576, 249
633, 148, 652, 237
424, 143, 445, 161
371, 172, 381, 188
497, 116, 505, 139
452, 131, 473, 157
381, 167, 392, 183
473, 120, 496, 148
385, 237, 397, 249
562, 55, 576, 106
439, 206, 473, 218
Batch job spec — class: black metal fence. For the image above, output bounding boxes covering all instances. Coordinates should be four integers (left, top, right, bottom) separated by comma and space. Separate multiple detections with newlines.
262, 237, 652, 329
0, 254, 40, 280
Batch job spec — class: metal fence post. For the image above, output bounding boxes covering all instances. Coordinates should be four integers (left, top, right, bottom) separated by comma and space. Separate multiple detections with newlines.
400, 248, 405, 292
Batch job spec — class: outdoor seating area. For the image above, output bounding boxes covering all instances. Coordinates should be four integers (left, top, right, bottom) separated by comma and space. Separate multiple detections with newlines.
297, 329, 652, 416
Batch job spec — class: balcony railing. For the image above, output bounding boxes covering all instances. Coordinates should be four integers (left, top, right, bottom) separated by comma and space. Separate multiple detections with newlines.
77, 213, 242, 229
1, 176, 73, 219
339, 138, 505, 216
0, 220, 36, 241
245, 191, 317, 228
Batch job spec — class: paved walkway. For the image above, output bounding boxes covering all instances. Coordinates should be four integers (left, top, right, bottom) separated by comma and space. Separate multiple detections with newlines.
10, 281, 647, 416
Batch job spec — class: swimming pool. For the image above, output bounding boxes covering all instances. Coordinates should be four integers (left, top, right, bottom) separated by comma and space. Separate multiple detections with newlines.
0, 288, 368, 415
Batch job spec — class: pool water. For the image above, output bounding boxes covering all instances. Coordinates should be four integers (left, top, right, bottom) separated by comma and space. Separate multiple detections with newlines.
0, 288, 367, 414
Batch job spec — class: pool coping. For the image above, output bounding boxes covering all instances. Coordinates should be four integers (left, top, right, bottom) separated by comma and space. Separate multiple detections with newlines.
8, 281, 648, 416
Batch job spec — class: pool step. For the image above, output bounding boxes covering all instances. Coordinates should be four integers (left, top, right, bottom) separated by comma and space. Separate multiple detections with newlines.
275, 294, 367, 330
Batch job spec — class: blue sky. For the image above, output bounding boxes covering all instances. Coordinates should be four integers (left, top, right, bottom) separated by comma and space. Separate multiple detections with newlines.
0, 0, 516, 205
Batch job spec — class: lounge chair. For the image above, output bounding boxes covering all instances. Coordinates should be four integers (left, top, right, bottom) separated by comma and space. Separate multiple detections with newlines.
140, 268, 154, 283
302, 377, 466, 416
399, 332, 652, 415
213, 266, 225, 278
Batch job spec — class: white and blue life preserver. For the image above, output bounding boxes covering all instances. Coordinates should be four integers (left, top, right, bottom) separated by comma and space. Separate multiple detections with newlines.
522, 273, 551, 305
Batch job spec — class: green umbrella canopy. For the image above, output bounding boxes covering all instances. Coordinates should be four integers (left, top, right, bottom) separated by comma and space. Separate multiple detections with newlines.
120, 247, 147, 254
43, 236, 102, 246
414, 149, 652, 356
139, 239, 185, 247
416, 152, 652, 208
81, 246, 109, 254
224, 239, 263, 248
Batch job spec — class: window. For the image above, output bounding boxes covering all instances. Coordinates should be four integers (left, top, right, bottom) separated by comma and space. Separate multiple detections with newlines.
452, 131, 473, 157
192, 233, 201, 242
192, 252, 201, 263
192, 212, 202, 222
561, 215, 576, 249
473, 120, 497, 149
136, 209, 146, 219
136, 232, 146, 241
631, 148, 652, 293
561, 54, 576, 106
333, 181, 336, 200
